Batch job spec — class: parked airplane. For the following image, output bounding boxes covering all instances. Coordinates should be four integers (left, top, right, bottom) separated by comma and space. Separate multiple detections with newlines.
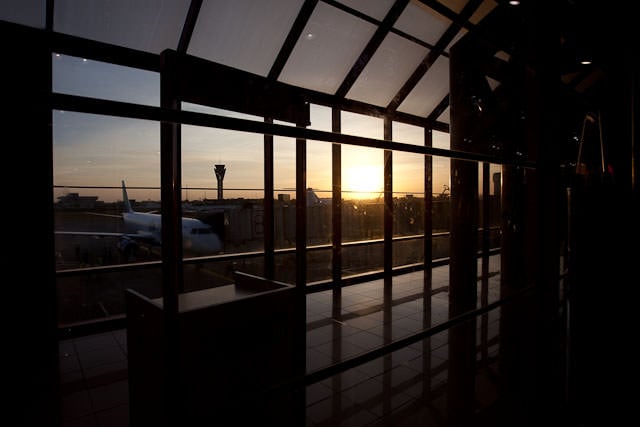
56, 181, 223, 258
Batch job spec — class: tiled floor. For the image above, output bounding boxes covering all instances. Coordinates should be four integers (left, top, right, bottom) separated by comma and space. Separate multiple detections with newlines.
59, 256, 502, 426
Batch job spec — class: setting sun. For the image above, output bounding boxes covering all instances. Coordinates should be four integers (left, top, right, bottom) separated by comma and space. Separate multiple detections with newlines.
343, 165, 383, 199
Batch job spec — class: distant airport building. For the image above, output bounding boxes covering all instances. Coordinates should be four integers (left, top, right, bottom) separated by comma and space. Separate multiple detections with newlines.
56, 193, 103, 209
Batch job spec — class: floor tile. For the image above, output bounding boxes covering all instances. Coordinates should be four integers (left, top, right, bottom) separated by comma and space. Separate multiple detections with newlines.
59, 256, 505, 426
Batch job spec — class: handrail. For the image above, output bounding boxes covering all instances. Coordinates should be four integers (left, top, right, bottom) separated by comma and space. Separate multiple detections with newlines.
55, 230, 500, 277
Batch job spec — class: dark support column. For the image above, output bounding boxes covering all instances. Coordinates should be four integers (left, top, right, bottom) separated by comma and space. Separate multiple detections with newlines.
448, 42, 478, 427
332, 108, 342, 287
569, 29, 637, 427
264, 118, 275, 280
498, 162, 528, 423
423, 128, 433, 397
384, 118, 393, 288
296, 134, 307, 287
331, 108, 343, 416
481, 162, 490, 365
490, 2, 565, 423
159, 50, 183, 426
293, 125, 307, 425
525, 1, 564, 421
4, 22, 59, 427
424, 129, 433, 302
381, 118, 393, 414
160, 53, 184, 301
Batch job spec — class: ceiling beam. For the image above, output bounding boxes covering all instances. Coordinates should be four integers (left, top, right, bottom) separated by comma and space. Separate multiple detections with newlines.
334, 0, 409, 98
387, 0, 484, 112
268, 0, 319, 80
177, 0, 203, 54
426, 94, 449, 124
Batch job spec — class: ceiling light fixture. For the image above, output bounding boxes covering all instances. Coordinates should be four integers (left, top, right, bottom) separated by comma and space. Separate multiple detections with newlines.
508, 0, 521, 5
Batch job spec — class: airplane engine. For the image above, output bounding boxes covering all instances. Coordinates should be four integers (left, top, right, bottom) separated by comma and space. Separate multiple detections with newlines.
117, 236, 138, 261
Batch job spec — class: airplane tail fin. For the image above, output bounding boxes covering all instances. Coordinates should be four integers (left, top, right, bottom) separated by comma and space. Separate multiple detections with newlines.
122, 180, 133, 213
307, 188, 322, 206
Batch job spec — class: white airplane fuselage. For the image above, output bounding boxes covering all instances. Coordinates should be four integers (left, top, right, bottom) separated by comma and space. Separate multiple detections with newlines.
122, 210, 222, 255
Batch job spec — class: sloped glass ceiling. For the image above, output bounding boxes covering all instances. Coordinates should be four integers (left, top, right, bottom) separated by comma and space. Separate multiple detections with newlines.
2, 0, 506, 122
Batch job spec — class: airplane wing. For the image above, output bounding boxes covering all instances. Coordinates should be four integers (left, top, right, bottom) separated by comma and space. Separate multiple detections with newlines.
55, 230, 158, 245
82, 212, 123, 219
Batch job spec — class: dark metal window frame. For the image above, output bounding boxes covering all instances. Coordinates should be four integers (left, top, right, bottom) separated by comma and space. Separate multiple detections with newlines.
48, 26, 527, 394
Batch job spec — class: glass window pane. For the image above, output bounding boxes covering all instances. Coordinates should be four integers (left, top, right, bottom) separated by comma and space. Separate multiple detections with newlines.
279, 2, 377, 93
347, 33, 428, 107
53, 54, 160, 106
54, 111, 161, 326
307, 140, 332, 243
309, 104, 332, 132
341, 111, 383, 140
395, 1, 451, 46
393, 148, 425, 271
307, 140, 332, 282
433, 130, 450, 150
437, 106, 451, 125
53, 111, 160, 195
182, 124, 263, 254
438, 0, 466, 13
188, 0, 304, 76
470, 0, 498, 25
0, 0, 45, 28
274, 136, 296, 250
53, 0, 190, 54
392, 121, 424, 146
342, 144, 384, 244
335, 0, 396, 21
397, 56, 449, 117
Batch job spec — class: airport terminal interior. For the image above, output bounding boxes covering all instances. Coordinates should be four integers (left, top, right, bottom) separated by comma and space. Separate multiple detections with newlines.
3, 1, 637, 426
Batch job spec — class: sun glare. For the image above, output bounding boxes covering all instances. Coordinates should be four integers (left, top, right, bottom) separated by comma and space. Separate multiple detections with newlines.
344, 165, 383, 199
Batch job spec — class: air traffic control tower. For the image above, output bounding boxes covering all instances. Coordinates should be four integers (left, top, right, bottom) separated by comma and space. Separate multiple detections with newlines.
214, 164, 226, 200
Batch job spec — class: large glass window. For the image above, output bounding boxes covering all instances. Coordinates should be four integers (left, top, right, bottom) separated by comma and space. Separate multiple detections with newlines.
53, 111, 161, 326
392, 121, 426, 259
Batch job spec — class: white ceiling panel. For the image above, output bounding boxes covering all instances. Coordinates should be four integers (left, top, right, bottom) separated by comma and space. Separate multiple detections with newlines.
334, 0, 396, 21
397, 56, 450, 117
438, 106, 450, 124
347, 33, 428, 107
0, 0, 45, 29
446, 27, 468, 52
438, 0, 466, 14
395, 1, 451, 46
188, 0, 304, 76
470, 0, 498, 24
278, 1, 376, 94
54, 0, 191, 54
